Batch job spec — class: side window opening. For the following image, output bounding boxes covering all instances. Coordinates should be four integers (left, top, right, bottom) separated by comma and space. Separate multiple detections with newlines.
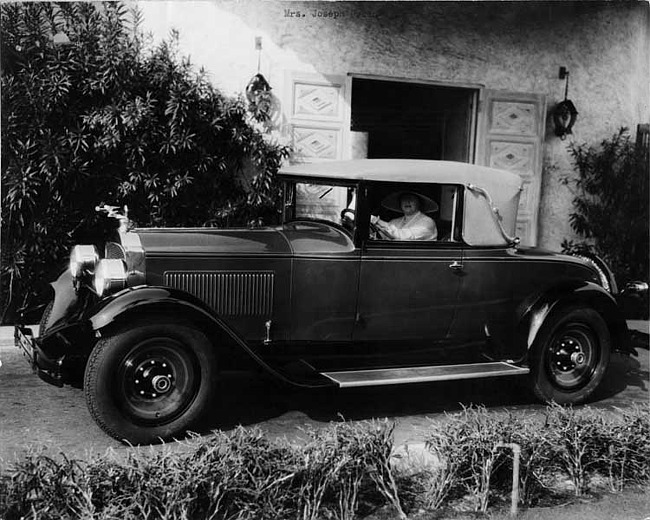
283, 180, 357, 235
367, 183, 461, 243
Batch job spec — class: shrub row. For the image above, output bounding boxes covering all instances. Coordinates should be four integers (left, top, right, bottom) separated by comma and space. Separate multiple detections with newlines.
1, 404, 648, 519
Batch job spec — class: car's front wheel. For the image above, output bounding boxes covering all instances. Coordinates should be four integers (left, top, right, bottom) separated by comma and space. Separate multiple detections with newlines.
530, 307, 610, 405
84, 319, 217, 444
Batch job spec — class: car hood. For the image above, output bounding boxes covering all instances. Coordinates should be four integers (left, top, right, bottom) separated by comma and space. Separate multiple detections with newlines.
133, 227, 291, 256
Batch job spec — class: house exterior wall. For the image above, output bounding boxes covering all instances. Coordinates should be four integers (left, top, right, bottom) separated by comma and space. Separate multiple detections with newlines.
140, 0, 649, 252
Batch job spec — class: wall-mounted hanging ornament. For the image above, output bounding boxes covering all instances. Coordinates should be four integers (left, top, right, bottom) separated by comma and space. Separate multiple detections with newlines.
553, 67, 578, 139
245, 37, 274, 123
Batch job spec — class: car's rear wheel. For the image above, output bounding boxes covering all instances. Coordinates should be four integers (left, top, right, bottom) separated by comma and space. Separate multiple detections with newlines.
530, 307, 610, 405
84, 319, 217, 444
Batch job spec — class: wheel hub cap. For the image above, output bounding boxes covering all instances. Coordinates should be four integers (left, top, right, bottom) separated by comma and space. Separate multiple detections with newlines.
571, 351, 586, 367
133, 359, 175, 398
152, 375, 172, 393
553, 337, 585, 372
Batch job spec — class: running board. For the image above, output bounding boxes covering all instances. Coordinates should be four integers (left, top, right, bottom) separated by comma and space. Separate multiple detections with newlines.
320, 362, 529, 388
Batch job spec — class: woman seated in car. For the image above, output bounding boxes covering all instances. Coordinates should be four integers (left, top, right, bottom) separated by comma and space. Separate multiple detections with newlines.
371, 191, 438, 240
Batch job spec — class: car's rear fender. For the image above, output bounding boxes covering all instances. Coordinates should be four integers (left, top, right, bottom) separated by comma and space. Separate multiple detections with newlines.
87, 286, 327, 387
518, 280, 632, 356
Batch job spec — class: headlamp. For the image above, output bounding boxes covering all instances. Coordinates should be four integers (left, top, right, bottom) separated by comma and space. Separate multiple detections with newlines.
93, 259, 127, 296
69, 245, 99, 280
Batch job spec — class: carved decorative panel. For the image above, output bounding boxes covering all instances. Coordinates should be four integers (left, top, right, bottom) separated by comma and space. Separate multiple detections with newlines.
491, 101, 536, 136
292, 126, 339, 160
478, 90, 545, 247
293, 83, 342, 120
489, 141, 535, 176
518, 181, 531, 212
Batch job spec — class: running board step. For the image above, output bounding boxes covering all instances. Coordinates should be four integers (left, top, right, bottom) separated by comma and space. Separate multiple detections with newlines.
321, 362, 529, 388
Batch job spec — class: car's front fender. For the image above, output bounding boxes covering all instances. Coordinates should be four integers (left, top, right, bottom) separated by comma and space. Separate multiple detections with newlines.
88, 285, 217, 331
86, 286, 331, 388
518, 280, 632, 355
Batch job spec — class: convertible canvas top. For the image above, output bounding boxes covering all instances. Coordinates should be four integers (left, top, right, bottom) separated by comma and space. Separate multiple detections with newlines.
279, 159, 521, 189
280, 159, 523, 247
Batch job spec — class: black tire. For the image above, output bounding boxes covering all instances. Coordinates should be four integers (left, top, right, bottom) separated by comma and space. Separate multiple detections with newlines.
530, 307, 610, 405
84, 319, 217, 444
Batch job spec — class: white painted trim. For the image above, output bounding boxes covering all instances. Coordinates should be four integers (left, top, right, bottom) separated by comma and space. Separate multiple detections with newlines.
348, 72, 484, 91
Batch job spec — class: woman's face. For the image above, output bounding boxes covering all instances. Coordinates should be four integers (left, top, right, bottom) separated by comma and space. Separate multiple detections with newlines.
400, 194, 420, 216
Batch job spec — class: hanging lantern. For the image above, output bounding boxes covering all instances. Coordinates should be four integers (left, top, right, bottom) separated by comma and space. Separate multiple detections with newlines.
245, 73, 271, 103
553, 67, 579, 139
246, 73, 273, 122
553, 99, 578, 139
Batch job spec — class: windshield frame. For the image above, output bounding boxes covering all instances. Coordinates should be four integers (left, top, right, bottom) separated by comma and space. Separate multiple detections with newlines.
282, 176, 360, 239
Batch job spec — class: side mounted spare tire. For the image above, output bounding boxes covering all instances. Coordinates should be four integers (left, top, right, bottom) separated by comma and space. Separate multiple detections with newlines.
84, 319, 217, 444
530, 307, 610, 405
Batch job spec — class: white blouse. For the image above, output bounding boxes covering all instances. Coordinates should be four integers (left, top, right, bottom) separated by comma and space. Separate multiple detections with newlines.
386, 211, 437, 240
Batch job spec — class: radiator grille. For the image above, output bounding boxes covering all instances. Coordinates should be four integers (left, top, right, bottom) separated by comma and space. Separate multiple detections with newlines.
164, 271, 274, 316
105, 242, 125, 260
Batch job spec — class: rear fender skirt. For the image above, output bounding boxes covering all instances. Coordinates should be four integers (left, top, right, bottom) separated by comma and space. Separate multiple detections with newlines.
518, 280, 632, 355
87, 286, 330, 388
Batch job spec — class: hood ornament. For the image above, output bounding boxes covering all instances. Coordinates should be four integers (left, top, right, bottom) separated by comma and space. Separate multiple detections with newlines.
95, 203, 133, 233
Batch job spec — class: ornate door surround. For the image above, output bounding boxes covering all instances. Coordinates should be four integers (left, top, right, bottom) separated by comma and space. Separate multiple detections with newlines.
284, 72, 351, 162
476, 90, 546, 247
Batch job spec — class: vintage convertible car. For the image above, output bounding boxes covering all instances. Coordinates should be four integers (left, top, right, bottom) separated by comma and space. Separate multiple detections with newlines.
15, 159, 645, 444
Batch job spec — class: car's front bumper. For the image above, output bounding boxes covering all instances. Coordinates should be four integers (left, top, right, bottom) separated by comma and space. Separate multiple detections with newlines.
14, 325, 65, 387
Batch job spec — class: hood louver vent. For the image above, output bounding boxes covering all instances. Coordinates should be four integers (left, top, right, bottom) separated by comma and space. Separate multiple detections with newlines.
164, 271, 274, 316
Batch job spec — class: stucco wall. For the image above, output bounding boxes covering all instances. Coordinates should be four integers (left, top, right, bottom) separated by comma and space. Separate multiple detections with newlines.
140, 0, 649, 251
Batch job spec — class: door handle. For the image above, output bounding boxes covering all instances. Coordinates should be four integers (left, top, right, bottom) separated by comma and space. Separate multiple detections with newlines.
449, 260, 464, 272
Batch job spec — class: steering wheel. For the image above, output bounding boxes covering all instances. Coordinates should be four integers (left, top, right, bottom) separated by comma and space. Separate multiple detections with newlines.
340, 208, 355, 231
368, 217, 382, 239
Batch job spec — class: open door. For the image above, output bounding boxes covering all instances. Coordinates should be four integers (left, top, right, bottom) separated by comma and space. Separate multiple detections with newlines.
476, 90, 546, 247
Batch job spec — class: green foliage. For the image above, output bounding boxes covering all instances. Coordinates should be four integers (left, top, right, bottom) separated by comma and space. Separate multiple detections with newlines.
424, 407, 516, 513
0, 422, 403, 520
1, 408, 649, 519
1, 2, 290, 322
598, 405, 650, 492
543, 403, 609, 497
561, 128, 649, 286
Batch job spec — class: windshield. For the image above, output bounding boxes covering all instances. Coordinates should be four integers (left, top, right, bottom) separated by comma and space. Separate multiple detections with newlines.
284, 181, 357, 231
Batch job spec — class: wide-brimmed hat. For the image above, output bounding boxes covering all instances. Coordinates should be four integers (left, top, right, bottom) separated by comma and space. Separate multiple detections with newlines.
381, 191, 439, 213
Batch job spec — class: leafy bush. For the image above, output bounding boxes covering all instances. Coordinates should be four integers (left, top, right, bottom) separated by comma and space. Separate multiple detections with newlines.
598, 405, 650, 492
1, 2, 290, 322
561, 127, 649, 288
542, 403, 610, 496
508, 414, 554, 506
1, 408, 649, 519
424, 407, 517, 513
0, 452, 89, 520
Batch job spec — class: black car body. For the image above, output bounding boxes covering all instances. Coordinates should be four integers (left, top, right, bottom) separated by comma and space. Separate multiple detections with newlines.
15, 159, 646, 444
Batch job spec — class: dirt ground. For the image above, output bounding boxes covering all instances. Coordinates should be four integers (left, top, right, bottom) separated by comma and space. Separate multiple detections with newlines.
1, 326, 648, 519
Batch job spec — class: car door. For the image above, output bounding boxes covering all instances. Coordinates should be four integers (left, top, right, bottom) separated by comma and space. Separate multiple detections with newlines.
284, 221, 361, 343
352, 241, 463, 363
449, 246, 519, 358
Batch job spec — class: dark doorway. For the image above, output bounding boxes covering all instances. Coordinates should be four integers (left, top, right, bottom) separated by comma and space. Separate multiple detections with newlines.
351, 78, 476, 162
